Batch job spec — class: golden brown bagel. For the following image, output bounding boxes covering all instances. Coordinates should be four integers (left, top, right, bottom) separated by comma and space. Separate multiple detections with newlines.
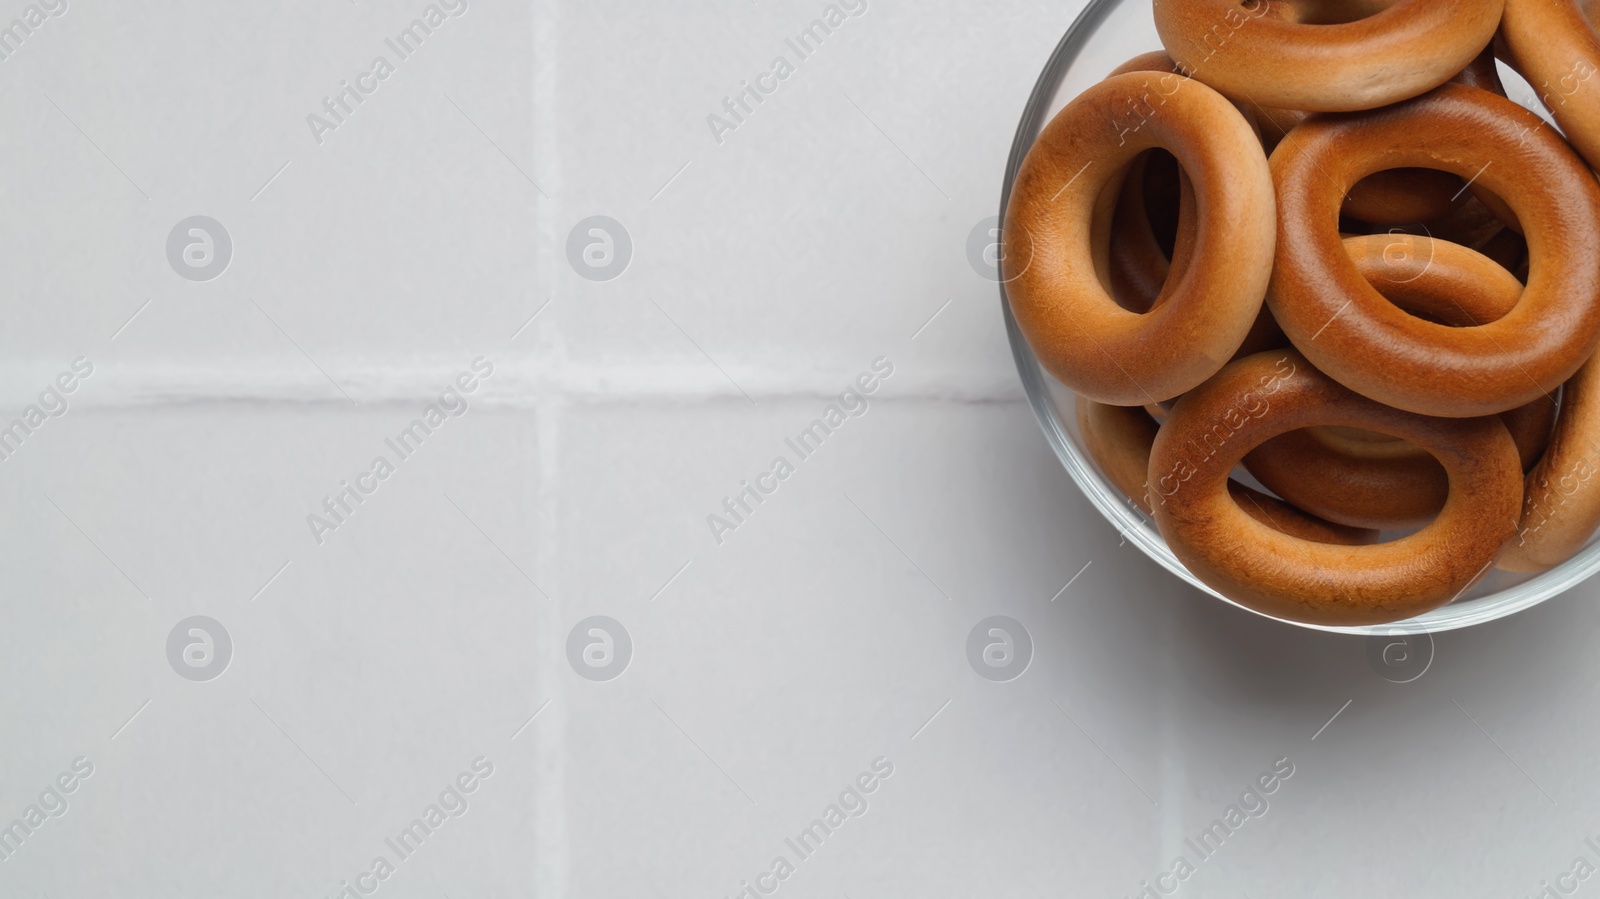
1502, 358, 1600, 572
1322, 236, 1547, 463
1076, 396, 1377, 544
1094, 54, 1278, 358
1245, 392, 1553, 531
1269, 84, 1600, 417
1244, 428, 1447, 529
1005, 71, 1274, 405
1501, 0, 1600, 170
1103, 53, 1199, 312
1097, 123, 1282, 356
1107, 50, 1185, 80
1307, 399, 1556, 468
1336, 232, 1522, 326
1245, 235, 1543, 528
1152, 0, 1504, 112
1150, 351, 1523, 626
1276, 47, 1505, 228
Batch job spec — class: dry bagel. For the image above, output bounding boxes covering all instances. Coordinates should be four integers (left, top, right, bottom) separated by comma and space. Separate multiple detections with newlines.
1278, 47, 1510, 229
1075, 396, 1377, 544
1501, 0, 1600, 170
1153, 0, 1504, 112
1017, 3, 1600, 621
1005, 70, 1275, 404
1269, 84, 1600, 417
1150, 351, 1523, 625
1502, 358, 1600, 571
1245, 235, 1547, 528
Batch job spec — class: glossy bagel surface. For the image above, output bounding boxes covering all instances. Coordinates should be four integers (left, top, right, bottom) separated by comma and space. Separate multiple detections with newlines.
1005, 71, 1274, 405
1150, 351, 1522, 626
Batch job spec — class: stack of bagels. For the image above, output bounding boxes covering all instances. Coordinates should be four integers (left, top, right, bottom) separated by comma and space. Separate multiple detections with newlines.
1004, 0, 1600, 625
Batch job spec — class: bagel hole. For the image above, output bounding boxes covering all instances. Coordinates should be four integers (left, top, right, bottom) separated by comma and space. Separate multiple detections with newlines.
1231, 397, 1550, 548
1342, 165, 1519, 235
1342, 168, 1467, 229
1340, 167, 1529, 319
1140, 149, 1182, 258
1226, 452, 1420, 547
1099, 149, 1189, 313
1300, 426, 1423, 459
1269, 0, 1400, 25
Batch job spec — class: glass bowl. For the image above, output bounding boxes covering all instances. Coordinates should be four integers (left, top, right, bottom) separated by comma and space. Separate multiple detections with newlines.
998, 0, 1600, 634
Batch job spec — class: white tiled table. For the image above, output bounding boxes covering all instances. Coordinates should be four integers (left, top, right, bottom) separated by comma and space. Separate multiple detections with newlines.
2, 1, 1597, 896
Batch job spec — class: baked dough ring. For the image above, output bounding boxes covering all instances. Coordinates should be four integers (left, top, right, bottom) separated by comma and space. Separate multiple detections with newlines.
1501, 357, 1600, 572
1336, 232, 1522, 326
1501, 0, 1600, 170
1310, 399, 1556, 470
1247, 395, 1553, 530
1153, 0, 1504, 112
1245, 235, 1545, 528
1098, 54, 1281, 349
1103, 153, 1287, 361
1269, 47, 1508, 229
1103, 53, 1198, 312
1269, 84, 1600, 417
1150, 351, 1523, 626
1005, 71, 1274, 405
1075, 396, 1377, 544
1102, 154, 1288, 358
1321, 236, 1549, 463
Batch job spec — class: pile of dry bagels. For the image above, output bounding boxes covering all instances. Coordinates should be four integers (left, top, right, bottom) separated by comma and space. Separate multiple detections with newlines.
1003, 0, 1600, 625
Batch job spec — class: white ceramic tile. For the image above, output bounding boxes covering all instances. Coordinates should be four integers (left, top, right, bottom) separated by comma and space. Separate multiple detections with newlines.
5, 1, 1600, 896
